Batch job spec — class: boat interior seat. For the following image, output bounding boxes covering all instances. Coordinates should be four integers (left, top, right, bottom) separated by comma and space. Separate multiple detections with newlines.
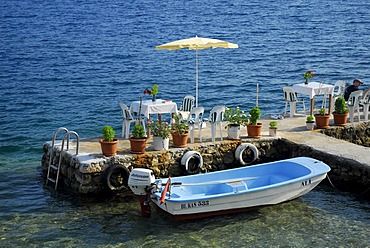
205, 181, 247, 195
248, 175, 287, 189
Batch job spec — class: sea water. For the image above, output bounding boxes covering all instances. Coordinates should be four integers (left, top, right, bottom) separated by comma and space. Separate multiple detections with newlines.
1, 0, 369, 246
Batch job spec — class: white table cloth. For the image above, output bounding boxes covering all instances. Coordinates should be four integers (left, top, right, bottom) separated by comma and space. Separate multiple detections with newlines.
292, 82, 334, 98
130, 99, 178, 118
292, 82, 335, 115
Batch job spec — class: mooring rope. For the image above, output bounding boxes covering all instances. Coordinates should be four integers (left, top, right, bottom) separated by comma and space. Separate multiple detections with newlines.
359, 187, 370, 195
326, 174, 370, 196
326, 174, 339, 191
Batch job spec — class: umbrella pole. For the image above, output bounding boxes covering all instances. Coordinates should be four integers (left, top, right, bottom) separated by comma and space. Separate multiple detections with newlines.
196, 48, 198, 108
256, 84, 259, 107
138, 96, 142, 124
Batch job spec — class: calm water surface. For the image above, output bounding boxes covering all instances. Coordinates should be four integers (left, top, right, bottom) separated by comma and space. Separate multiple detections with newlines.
1, 0, 370, 246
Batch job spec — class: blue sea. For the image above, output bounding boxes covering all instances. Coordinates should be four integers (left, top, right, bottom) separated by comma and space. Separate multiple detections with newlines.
1, 0, 370, 246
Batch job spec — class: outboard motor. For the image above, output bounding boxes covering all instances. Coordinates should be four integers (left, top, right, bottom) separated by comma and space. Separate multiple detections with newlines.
128, 168, 156, 218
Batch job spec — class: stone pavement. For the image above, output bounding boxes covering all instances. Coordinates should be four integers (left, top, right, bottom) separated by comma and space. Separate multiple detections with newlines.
270, 116, 370, 167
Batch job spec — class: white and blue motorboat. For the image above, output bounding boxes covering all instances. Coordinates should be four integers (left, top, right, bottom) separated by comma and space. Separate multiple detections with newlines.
128, 156, 331, 221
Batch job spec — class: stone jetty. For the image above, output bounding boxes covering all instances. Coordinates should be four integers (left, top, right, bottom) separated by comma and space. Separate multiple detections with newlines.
41, 117, 370, 197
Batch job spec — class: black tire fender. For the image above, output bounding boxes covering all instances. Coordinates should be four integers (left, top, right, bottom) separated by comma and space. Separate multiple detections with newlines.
102, 164, 130, 191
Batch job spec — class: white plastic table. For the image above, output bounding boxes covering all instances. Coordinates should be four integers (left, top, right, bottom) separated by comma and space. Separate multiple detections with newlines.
292, 82, 334, 116
130, 99, 178, 137
130, 99, 178, 118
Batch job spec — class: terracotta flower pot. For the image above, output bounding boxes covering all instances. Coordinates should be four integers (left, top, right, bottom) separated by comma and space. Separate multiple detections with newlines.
172, 133, 189, 148
99, 139, 118, 157
314, 114, 330, 129
247, 123, 262, 137
129, 138, 147, 154
333, 113, 348, 126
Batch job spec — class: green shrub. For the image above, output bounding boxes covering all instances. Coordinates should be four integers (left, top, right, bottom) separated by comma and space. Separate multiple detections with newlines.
249, 106, 261, 125
269, 121, 278, 128
131, 124, 146, 139
318, 108, 326, 115
102, 126, 115, 142
151, 84, 158, 95
171, 114, 189, 134
334, 97, 348, 114
306, 115, 314, 122
224, 107, 248, 126
147, 120, 171, 138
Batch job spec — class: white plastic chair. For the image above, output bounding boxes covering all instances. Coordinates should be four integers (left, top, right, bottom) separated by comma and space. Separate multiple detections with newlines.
187, 107, 204, 143
360, 90, 370, 121
119, 103, 146, 139
347, 90, 363, 122
322, 80, 346, 110
178, 95, 195, 120
283, 87, 306, 118
208, 105, 226, 142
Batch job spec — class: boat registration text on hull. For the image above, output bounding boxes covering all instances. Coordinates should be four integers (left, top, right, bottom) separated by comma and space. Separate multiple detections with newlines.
181, 200, 210, 209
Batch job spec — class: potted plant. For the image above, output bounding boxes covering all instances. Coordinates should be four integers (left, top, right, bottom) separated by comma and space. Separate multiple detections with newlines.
99, 126, 118, 157
247, 106, 262, 137
306, 115, 315, 130
333, 97, 349, 126
129, 124, 147, 154
303, 70, 314, 84
144, 84, 159, 102
147, 120, 171, 150
171, 113, 189, 147
314, 108, 330, 129
224, 107, 248, 140
269, 121, 278, 137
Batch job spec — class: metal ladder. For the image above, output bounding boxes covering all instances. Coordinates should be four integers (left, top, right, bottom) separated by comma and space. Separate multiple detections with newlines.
46, 128, 79, 190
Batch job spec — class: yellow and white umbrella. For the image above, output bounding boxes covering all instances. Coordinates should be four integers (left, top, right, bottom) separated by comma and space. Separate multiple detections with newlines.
155, 36, 239, 107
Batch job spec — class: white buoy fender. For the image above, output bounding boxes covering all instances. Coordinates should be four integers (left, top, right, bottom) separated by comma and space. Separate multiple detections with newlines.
235, 143, 259, 165
181, 151, 203, 175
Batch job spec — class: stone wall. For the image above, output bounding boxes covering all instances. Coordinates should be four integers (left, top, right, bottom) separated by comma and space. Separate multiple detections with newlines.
321, 121, 370, 147
282, 138, 370, 196
41, 135, 370, 197
41, 139, 289, 194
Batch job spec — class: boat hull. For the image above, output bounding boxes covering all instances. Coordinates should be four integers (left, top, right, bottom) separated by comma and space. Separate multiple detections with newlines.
152, 157, 330, 220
